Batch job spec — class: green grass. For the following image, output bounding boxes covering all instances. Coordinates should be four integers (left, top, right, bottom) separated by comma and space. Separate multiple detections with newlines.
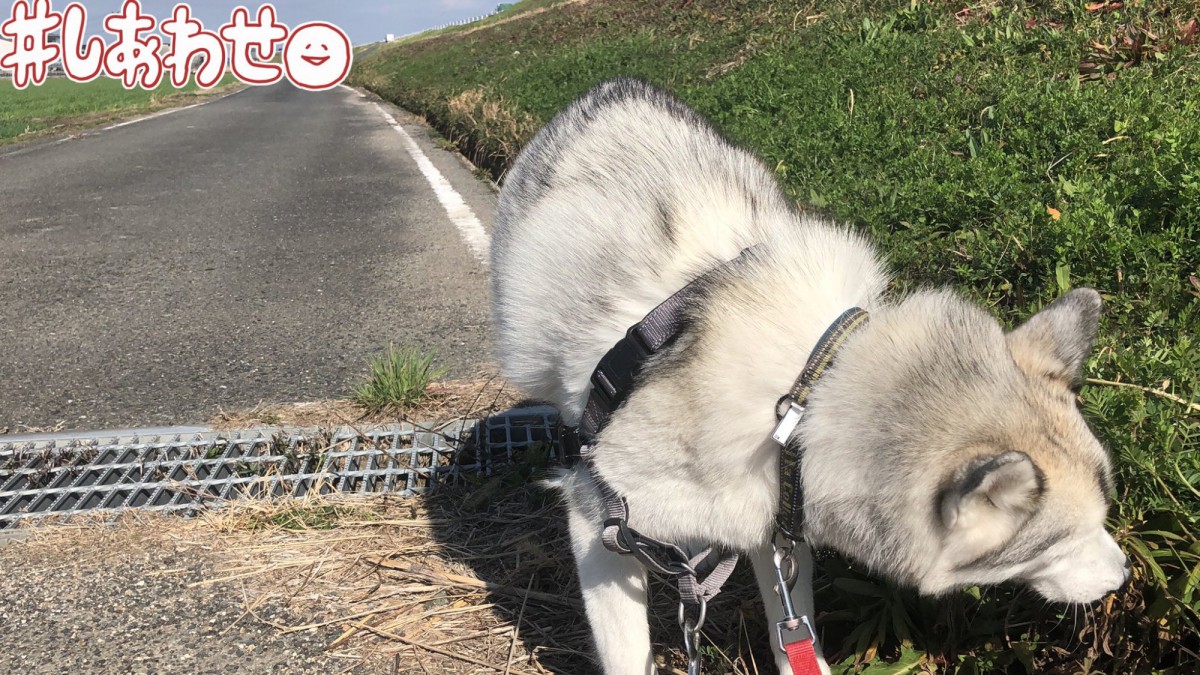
0, 75, 238, 143
352, 345, 447, 413
352, 1, 1200, 672
246, 503, 374, 531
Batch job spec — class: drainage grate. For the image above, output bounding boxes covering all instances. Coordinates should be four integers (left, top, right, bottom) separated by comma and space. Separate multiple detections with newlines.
0, 407, 560, 528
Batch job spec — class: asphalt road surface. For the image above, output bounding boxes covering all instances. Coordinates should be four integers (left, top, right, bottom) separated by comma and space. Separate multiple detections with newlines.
0, 84, 497, 432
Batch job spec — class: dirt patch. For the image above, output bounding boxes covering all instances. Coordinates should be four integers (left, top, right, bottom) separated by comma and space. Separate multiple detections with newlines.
0, 488, 773, 674
0, 518, 341, 674
447, 0, 593, 40
209, 376, 529, 431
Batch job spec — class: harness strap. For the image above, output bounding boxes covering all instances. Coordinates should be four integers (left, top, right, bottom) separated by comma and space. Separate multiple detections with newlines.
597, 475, 738, 605
679, 550, 740, 605
773, 307, 870, 540
567, 247, 759, 459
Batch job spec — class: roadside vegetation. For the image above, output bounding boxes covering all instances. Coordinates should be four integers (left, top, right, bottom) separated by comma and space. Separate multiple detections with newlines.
0, 75, 240, 144
353, 1, 1199, 672
352, 345, 448, 413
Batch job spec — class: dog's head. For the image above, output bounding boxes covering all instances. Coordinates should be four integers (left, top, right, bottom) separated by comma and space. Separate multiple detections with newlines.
803, 288, 1129, 604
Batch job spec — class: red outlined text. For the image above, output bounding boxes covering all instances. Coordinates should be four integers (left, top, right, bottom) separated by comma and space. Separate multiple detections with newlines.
1, 1, 353, 90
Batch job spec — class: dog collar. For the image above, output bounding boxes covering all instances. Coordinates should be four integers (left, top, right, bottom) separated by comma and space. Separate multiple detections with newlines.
772, 307, 870, 541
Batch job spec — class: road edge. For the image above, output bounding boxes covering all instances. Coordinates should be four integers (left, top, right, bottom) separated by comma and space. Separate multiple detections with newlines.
0, 85, 250, 160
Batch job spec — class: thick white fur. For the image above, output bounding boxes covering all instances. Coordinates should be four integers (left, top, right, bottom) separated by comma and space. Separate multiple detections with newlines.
491, 79, 1127, 674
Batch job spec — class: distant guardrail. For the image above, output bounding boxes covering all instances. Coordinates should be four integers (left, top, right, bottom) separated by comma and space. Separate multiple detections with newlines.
393, 9, 501, 41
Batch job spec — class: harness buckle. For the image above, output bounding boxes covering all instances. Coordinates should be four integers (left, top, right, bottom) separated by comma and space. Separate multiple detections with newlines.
590, 369, 619, 408
557, 423, 584, 464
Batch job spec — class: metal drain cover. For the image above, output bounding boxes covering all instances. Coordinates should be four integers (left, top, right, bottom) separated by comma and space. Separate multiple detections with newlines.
0, 407, 560, 528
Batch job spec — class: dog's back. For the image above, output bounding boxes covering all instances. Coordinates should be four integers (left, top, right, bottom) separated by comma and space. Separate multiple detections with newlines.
494, 79, 818, 419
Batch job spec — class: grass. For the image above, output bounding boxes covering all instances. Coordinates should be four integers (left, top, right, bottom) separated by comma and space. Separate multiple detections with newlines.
0, 74, 240, 144
378, 0, 574, 49
352, 0, 1200, 672
352, 345, 448, 413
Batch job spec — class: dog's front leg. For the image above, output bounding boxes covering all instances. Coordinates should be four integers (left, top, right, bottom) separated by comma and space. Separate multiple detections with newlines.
751, 540, 832, 675
566, 486, 656, 674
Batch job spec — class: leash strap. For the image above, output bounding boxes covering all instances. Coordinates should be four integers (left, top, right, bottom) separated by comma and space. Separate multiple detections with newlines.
785, 637, 823, 675
773, 307, 870, 540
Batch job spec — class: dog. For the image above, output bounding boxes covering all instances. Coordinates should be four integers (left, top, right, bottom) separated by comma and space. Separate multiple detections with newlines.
490, 78, 1129, 674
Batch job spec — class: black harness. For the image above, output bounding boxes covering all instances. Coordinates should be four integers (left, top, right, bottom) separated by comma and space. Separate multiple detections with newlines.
559, 247, 758, 463
555, 250, 869, 674
558, 250, 868, 537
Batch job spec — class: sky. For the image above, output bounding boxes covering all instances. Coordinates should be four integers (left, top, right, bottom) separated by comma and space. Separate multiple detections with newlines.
8, 1, 505, 46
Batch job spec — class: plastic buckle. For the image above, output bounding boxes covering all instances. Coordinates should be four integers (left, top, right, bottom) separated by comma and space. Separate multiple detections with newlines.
626, 323, 655, 357
557, 424, 584, 464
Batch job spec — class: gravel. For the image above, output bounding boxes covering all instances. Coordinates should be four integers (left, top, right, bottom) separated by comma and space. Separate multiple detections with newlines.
0, 525, 348, 674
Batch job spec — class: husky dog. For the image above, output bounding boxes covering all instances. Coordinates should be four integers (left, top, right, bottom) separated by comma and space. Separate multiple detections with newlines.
491, 79, 1129, 674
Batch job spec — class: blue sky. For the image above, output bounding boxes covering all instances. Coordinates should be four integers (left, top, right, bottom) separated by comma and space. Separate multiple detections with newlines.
49, 1, 503, 45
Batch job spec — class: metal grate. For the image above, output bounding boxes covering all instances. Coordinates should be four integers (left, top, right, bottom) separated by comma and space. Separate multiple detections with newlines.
0, 407, 560, 529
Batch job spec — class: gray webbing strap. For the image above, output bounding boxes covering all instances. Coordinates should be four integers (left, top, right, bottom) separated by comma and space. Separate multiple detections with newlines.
575, 247, 760, 449
595, 469, 739, 605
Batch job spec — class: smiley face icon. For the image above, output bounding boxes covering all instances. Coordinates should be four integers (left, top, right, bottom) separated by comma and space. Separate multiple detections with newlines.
283, 23, 352, 91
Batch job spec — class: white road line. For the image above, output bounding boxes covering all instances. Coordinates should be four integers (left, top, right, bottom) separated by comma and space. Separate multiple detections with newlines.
368, 100, 491, 265
0, 87, 248, 160
102, 86, 247, 131
103, 102, 205, 130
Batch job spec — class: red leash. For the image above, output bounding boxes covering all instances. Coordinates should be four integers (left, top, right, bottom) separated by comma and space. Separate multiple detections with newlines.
784, 631, 823, 675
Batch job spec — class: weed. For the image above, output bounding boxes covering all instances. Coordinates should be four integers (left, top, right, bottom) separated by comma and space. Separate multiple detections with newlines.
352, 345, 447, 413
256, 504, 347, 531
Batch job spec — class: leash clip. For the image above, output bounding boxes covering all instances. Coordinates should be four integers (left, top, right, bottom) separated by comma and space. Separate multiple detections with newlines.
772, 542, 816, 652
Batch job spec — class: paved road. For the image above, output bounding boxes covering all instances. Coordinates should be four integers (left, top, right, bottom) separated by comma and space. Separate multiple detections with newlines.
0, 84, 497, 432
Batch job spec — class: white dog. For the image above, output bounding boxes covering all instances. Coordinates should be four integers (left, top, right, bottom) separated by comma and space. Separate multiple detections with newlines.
490, 78, 1129, 674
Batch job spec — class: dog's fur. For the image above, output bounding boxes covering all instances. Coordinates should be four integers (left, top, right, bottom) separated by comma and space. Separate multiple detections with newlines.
491, 79, 1129, 674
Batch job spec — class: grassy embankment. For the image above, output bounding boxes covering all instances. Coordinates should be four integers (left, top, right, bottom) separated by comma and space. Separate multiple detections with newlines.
353, 1, 1199, 672
0, 75, 240, 144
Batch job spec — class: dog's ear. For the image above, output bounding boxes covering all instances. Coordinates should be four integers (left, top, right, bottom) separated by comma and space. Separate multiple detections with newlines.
941, 452, 1042, 531
1006, 288, 1101, 387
